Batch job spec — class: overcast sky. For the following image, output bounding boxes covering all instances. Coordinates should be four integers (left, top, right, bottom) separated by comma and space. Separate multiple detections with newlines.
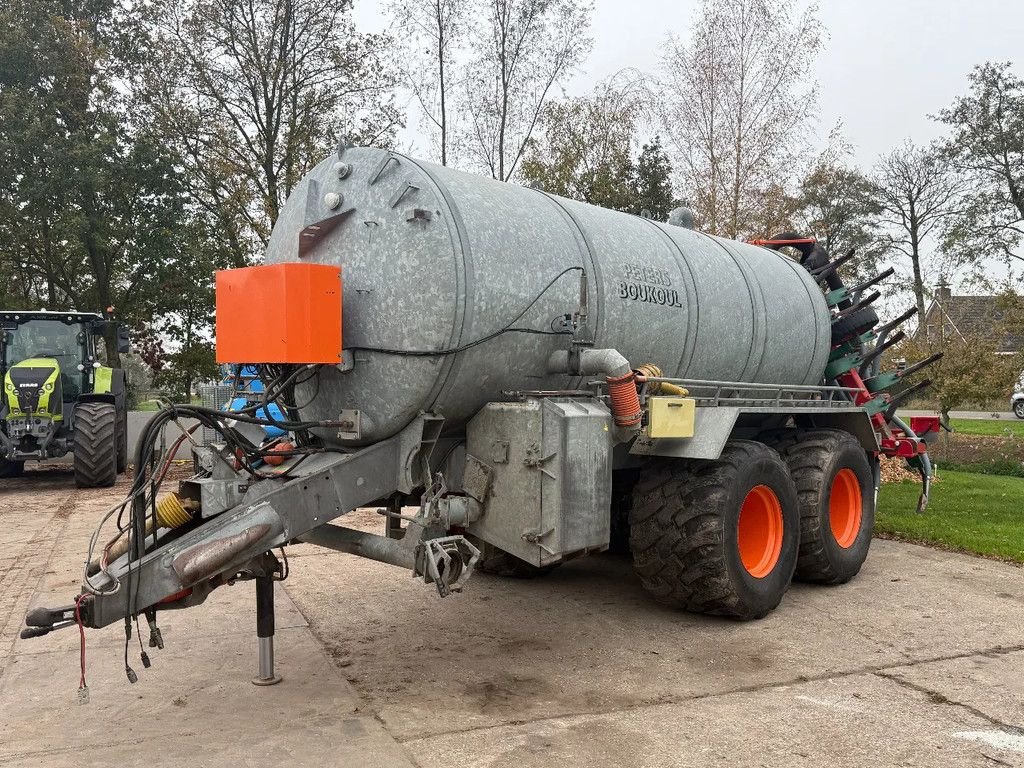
352, 0, 1022, 294
353, 0, 1024, 168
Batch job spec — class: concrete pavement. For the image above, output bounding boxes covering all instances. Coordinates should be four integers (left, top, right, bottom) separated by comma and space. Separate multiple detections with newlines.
287, 509, 1024, 767
1, 469, 1022, 767
0, 467, 416, 768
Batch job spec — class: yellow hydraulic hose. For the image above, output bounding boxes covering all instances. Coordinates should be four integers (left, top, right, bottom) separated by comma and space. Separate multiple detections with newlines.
88, 493, 197, 575
634, 364, 689, 397
154, 493, 193, 528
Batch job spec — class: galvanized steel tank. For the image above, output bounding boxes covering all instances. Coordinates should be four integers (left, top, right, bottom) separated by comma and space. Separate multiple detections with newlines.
265, 147, 832, 445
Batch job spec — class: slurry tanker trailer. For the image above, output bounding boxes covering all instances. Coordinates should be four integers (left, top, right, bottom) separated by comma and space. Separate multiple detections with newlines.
23, 145, 939, 686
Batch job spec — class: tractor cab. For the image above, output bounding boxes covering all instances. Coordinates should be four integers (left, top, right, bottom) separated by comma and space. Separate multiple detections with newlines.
1, 310, 129, 485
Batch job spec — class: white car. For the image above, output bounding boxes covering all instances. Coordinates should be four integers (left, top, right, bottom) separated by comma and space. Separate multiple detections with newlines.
1014, 389, 1024, 419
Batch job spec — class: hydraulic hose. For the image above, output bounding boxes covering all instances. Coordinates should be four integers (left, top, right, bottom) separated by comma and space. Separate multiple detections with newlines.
90, 493, 195, 575
606, 373, 643, 427
633, 363, 689, 397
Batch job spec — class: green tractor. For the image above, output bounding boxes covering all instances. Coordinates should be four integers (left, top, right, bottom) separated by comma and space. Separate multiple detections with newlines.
1, 310, 130, 487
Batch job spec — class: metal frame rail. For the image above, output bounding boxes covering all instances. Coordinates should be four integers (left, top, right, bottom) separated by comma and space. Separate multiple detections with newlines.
633, 377, 864, 410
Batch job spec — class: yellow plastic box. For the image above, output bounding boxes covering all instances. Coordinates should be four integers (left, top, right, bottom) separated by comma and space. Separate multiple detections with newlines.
646, 397, 696, 439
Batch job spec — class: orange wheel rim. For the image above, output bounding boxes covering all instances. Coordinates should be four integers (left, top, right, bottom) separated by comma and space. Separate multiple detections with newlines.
737, 485, 784, 578
829, 468, 863, 549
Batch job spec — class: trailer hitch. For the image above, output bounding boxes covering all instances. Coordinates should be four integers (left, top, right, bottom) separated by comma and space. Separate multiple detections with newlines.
21, 603, 81, 639
415, 536, 480, 598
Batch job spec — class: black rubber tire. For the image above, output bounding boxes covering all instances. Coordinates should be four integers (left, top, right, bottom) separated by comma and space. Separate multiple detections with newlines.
1014, 400, 1024, 419
473, 540, 561, 578
608, 469, 640, 555
0, 458, 25, 478
115, 408, 128, 474
831, 306, 879, 345
628, 441, 800, 620
767, 429, 875, 584
74, 402, 118, 488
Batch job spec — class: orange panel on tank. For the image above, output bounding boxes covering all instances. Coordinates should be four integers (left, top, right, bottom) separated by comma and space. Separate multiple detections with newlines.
216, 263, 342, 364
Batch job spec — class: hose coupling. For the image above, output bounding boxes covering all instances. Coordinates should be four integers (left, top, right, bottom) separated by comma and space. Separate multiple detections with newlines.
634, 364, 689, 398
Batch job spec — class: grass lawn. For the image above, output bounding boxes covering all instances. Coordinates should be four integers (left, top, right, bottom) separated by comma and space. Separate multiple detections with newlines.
877, 470, 1024, 563
949, 418, 1024, 438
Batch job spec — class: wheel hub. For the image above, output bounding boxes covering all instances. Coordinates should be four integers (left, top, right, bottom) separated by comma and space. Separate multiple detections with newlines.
737, 485, 784, 578
829, 468, 863, 549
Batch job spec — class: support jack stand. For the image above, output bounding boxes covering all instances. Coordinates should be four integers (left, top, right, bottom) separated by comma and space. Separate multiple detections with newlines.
252, 575, 282, 686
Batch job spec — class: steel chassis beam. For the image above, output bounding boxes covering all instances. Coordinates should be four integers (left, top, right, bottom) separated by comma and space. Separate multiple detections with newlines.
83, 415, 444, 628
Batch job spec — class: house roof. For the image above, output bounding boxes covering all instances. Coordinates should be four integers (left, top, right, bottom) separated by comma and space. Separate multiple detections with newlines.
921, 295, 1023, 353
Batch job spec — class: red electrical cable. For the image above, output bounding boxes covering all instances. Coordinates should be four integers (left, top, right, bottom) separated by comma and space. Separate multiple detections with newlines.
75, 595, 87, 691
98, 424, 198, 571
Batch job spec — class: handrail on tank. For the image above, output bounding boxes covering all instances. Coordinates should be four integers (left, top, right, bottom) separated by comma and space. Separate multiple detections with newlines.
636, 377, 863, 394
624, 376, 864, 410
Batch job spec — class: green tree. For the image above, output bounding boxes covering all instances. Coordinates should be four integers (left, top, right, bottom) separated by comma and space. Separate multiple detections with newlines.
936, 62, 1024, 267
631, 136, 677, 221
0, 0, 186, 366
520, 77, 640, 210
149, 216, 226, 402
520, 79, 679, 219
156, 344, 219, 403
0, 0, 91, 309
794, 141, 884, 279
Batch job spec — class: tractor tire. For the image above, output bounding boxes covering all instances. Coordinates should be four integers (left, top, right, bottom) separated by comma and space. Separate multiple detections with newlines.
472, 539, 561, 579
628, 441, 800, 620
116, 408, 129, 474
608, 469, 640, 555
0, 458, 25, 478
831, 306, 879, 346
74, 402, 118, 488
768, 429, 875, 584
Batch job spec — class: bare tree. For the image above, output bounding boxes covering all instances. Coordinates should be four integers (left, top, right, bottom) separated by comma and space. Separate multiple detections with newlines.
461, 0, 593, 181
659, 0, 822, 238
872, 141, 965, 321
142, 0, 402, 260
389, 0, 468, 166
